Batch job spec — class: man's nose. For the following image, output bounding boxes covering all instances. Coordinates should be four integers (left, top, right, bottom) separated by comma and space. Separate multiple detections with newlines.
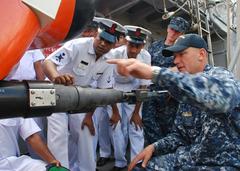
173, 55, 179, 64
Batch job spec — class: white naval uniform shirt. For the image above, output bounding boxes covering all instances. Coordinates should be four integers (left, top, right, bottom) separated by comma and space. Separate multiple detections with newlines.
46, 37, 113, 89
111, 45, 151, 92
0, 118, 41, 160
5, 49, 45, 81
46, 38, 113, 171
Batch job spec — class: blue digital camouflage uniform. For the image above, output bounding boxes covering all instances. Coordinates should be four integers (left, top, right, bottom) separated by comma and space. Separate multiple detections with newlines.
142, 40, 178, 144
143, 65, 240, 170
142, 17, 189, 144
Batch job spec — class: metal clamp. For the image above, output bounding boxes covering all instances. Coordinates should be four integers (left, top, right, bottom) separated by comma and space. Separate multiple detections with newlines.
28, 81, 56, 107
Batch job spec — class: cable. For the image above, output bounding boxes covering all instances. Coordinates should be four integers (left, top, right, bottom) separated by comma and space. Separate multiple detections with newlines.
213, 25, 225, 40
161, 0, 190, 20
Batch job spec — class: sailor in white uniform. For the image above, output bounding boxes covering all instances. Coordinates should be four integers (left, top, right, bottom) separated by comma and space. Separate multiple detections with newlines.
43, 18, 126, 171
98, 25, 152, 170
4, 49, 46, 159
0, 118, 60, 171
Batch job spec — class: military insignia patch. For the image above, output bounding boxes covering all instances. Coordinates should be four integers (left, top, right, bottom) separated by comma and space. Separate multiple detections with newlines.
109, 24, 117, 34
135, 28, 141, 37
55, 52, 65, 63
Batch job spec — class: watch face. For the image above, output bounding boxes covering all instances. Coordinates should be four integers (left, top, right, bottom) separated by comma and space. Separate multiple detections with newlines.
47, 166, 70, 171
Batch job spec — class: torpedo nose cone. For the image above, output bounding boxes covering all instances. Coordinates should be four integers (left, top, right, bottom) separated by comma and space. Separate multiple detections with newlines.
0, 0, 96, 79
65, 0, 96, 41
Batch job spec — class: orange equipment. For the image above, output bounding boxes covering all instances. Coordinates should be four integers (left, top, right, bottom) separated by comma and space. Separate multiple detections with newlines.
0, 0, 95, 79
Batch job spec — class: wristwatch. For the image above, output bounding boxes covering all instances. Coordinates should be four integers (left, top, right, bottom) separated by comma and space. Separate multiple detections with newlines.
151, 66, 161, 83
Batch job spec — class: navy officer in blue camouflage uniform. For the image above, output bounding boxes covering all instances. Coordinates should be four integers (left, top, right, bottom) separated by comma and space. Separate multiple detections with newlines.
108, 34, 240, 171
143, 16, 190, 144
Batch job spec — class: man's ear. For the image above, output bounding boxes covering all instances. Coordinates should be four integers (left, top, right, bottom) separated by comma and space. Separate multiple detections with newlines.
198, 48, 207, 61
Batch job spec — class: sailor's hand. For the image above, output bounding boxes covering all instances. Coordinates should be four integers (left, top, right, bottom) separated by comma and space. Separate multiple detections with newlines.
130, 112, 143, 131
49, 159, 61, 167
170, 66, 179, 72
81, 113, 95, 135
128, 144, 155, 171
53, 74, 74, 86
107, 58, 152, 79
110, 110, 121, 130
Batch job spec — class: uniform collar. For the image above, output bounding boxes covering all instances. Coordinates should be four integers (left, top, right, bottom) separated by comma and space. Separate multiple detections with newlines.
203, 64, 212, 72
88, 38, 96, 55
102, 50, 113, 60
123, 45, 128, 58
